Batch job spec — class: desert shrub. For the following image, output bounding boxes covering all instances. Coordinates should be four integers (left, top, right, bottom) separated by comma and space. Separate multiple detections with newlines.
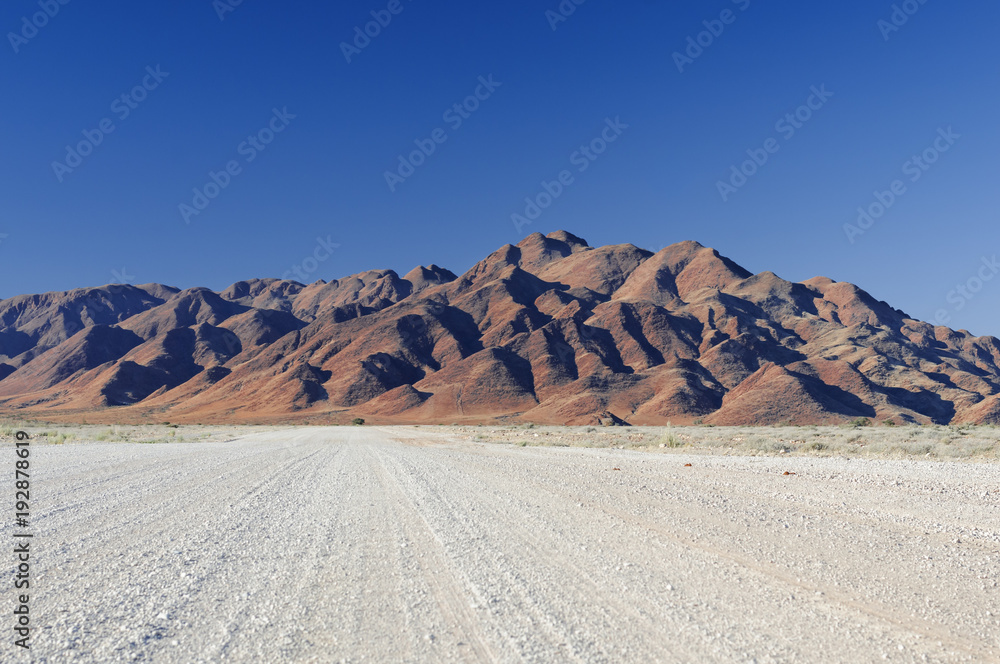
748, 436, 790, 453
850, 418, 872, 428
659, 423, 684, 448
352, 417, 365, 426
660, 432, 683, 448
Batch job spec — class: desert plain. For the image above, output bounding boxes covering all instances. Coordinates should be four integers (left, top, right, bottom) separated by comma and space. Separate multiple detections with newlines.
4, 422, 998, 663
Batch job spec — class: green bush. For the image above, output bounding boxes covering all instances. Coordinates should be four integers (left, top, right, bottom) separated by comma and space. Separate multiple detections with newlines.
351, 417, 365, 426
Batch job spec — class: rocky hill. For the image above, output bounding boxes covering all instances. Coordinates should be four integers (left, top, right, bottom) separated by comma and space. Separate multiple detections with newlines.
3, 231, 999, 425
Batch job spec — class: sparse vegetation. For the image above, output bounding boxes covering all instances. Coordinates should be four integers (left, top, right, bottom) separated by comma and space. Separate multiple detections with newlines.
438, 423, 1000, 460
0, 423, 281, 446
748, 436, 791, 454
352, 418, 366, 426
8, 422, 1000, 460
47, 432, 69, 445
659, 424, 684, 448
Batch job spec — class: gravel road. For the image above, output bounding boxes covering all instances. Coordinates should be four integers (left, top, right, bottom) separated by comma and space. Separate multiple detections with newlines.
5, 427, 999, 663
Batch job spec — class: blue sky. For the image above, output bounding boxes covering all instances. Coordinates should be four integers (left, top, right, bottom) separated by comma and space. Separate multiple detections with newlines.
2, 1, 998, 334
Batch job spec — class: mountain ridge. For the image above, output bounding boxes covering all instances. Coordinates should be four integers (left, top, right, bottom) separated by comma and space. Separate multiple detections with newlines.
2, 231, 998, 426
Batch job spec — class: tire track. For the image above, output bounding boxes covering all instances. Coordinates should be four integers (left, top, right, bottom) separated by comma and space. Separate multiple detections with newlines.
369, 444, 499, 664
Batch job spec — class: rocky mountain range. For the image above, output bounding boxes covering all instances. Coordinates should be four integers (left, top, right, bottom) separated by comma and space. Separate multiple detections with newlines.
3, 230, 1000, 425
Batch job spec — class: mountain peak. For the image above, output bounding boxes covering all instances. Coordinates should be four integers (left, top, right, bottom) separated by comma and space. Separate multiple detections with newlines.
545, 230, 589, 247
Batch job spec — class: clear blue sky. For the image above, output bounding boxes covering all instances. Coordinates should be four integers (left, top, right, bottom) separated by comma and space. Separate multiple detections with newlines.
2, 1, 998, 334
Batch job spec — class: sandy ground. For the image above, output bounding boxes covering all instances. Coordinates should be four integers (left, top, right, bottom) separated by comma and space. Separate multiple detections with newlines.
3, 426, 999, 663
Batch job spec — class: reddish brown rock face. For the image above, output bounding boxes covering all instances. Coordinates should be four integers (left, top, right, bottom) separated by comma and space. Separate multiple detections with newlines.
1, 231, 998, 425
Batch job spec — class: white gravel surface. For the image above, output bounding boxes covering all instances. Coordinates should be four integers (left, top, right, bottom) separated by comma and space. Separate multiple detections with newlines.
4, 426, 999, 663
